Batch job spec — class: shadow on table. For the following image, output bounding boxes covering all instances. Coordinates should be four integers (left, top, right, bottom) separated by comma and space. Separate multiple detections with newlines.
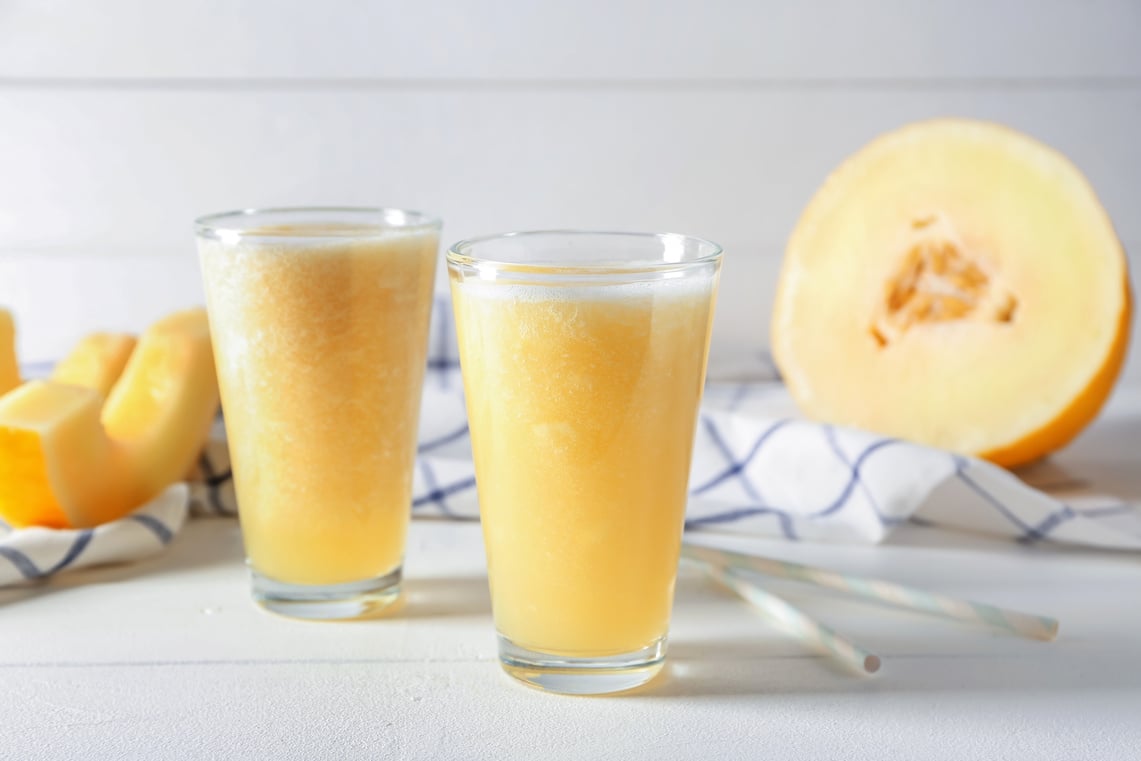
641, 640, 1141, 699
400, 575, 492, 618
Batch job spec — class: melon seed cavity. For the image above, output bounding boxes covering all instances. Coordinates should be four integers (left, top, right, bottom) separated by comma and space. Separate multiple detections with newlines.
870, 214, 1018, 348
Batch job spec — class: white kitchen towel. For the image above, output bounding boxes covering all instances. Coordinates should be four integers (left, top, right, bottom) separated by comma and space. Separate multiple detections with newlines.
5, 296, 1140, 587
0, 484, 188, 586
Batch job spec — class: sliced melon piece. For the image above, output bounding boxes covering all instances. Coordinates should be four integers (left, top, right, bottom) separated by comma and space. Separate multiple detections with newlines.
102, 309, 219, 509
772, 119, 1132, 468
0, 382, 127, 528
0, 308, 219, 528
51, 332, 137, 397
0, 310, 20, 395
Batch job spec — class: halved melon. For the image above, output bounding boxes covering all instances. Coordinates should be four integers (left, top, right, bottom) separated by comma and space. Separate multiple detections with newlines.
0, 309, 219, 528
0, 310, 20, 395
51, 332, 137, 397
772, 119, 1132, 468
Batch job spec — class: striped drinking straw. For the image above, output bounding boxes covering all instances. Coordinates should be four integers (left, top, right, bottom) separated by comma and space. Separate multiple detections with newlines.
704, 563, 882, 675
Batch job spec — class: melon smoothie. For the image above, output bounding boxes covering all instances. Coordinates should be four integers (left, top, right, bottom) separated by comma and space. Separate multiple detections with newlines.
449, 231, 722, 694
196, 208, 440, 619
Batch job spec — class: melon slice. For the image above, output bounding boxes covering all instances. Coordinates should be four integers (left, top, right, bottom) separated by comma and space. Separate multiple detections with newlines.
772, 119, 1132, 468
0, 310, 20, 395
0, 308, 219, 528
51, 332, 137, 397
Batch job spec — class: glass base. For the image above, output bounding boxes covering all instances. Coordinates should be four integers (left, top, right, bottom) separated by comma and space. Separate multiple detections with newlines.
498, 634, 667, 695
250, 566, 403, 621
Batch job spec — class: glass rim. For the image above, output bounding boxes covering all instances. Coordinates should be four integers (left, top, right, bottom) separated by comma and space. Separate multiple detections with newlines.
446, 230, 723, 275
194, 206, 443, 240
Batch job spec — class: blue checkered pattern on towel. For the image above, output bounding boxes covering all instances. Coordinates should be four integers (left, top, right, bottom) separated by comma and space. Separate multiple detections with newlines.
0, 484, 187, 586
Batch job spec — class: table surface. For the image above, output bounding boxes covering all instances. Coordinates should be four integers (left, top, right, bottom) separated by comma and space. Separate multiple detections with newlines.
3, 385, 1140, 761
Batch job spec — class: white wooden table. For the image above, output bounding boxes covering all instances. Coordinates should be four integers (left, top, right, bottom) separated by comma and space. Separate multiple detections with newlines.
3, 384, 1139, 761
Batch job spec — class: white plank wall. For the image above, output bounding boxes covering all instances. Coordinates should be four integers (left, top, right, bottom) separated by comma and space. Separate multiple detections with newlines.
0, 0, 1138, 381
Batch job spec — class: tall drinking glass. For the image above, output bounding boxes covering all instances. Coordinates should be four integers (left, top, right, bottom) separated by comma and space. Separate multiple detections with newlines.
448, 231, 722, 694
195, 207, 440, 619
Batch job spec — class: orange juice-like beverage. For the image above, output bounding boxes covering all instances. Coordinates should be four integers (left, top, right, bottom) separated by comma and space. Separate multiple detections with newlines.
197, 208, 440, 619
449, 231, 721, 694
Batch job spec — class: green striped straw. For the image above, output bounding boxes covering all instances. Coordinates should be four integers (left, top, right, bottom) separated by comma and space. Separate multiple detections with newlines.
706, 563, 882, 676
682, 542, 1059, 642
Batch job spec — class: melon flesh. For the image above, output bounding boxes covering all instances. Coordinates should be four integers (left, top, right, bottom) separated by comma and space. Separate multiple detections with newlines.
0, 382, 126, 528
51, 333, 137, 397
0, 310, 20, 395
0, 309, 219, 528
772, 119, 1132, 468
103, 310, 219, 509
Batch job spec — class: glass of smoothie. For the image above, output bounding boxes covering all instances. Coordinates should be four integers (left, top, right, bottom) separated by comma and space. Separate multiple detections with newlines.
195, 207, 440, 620
448, 231, 722, 694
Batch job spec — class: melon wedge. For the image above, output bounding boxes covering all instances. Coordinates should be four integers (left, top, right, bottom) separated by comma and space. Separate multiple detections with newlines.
0, 310, 20, 395
51, 332, 137, 397
772, 119, 1132, 468
0, 308, 219, 528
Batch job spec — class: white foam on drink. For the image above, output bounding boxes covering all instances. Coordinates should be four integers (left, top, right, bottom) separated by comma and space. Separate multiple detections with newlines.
453, 271, 717, 304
